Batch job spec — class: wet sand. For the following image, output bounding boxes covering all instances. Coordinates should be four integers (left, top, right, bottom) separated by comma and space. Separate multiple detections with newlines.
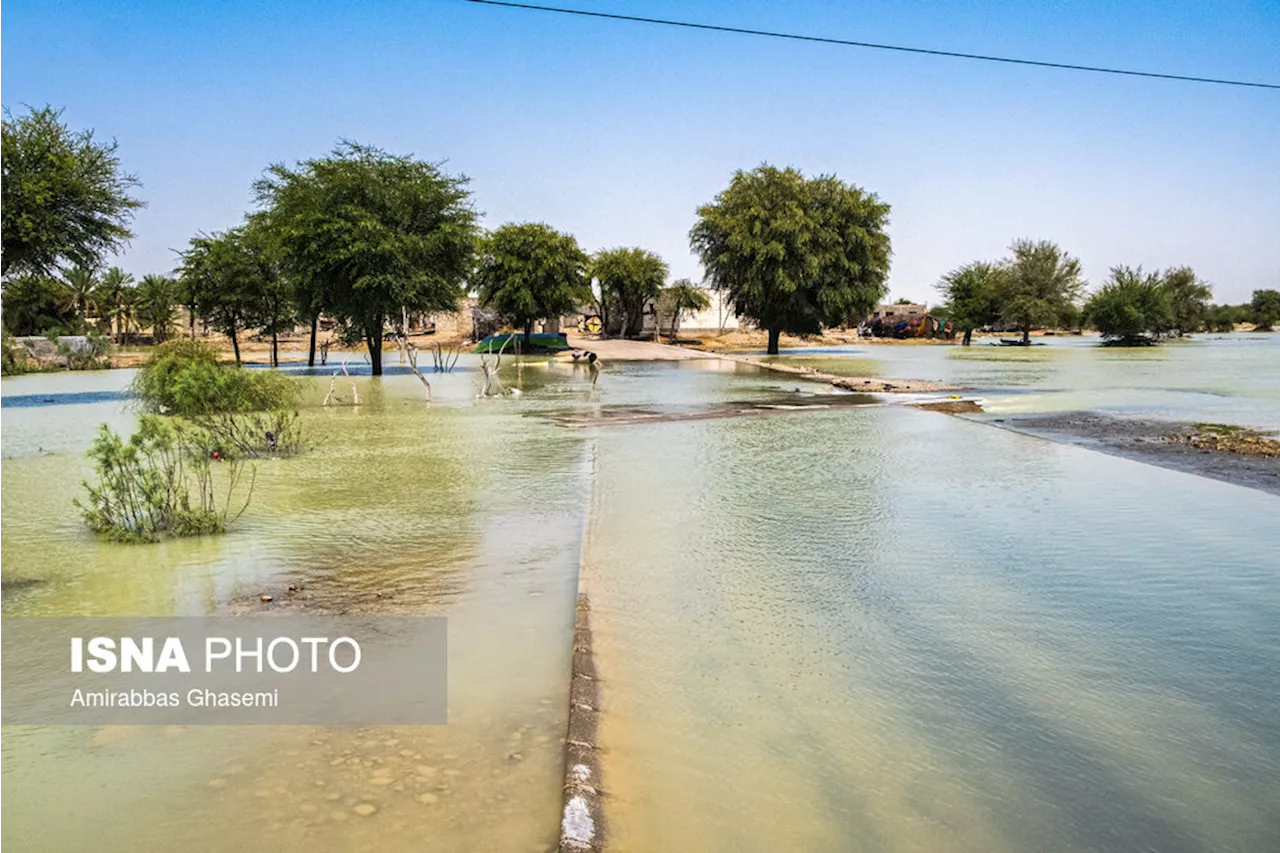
990, 412, 1280, 496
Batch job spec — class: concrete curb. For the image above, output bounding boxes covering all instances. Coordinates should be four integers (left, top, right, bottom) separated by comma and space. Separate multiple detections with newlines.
559, 593, 604, 852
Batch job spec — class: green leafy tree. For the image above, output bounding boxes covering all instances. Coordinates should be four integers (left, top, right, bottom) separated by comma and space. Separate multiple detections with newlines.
242, 215, 296, 366
254, 141, 477, 375
1159, 267, 1212, 335
1084, 266, 1173, 345
137, 274, 177, 343
659, 279, 711, 338
935, 261, 1003, 346
63, 264, 101, 328
2, 106, 144, 277
690, 165, 891, 355
179, 229, 262, 365
999, 239, 1084, 344
1250, 288, 1280, 331
1, 274, 77, 335
475, 223, 590, 346
593, 247, 668, 338
1205, 303, 1242, 333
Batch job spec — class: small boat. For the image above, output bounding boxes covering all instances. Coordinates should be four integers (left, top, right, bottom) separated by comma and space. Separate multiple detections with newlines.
472, 332, 571, 353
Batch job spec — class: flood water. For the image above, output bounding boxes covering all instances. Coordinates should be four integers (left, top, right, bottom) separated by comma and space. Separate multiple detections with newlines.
0, 356, 795, 852
3, 335, 1279, 852
581, 334, 1280, 853
767, 332, 1280, 429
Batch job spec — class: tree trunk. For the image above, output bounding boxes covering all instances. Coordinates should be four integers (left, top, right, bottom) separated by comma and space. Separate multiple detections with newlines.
1022, 325, 1030, 344
367, 318, 384, 375
308, 315, 318, 366
229, 323, 241, 365
271, 328, 279, 367
189, 306, 196, 340
767, 327, 782, 355
962, 328, 973, 346
524, 318, 534, 347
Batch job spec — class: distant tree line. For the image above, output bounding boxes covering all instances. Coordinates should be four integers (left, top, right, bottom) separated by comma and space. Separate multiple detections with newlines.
5, 104, 1272, 366
936, 241, 1278, 346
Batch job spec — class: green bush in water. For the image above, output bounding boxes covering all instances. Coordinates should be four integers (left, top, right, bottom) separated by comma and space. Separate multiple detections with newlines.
59, 329, 112, 370
76, 415, 255, 543
130, 340, 302, 457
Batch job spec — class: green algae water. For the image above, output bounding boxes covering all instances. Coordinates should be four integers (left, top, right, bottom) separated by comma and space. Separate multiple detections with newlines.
1, 364, 596, 852
0, 357, 797, 852
4, 338, 1279, 852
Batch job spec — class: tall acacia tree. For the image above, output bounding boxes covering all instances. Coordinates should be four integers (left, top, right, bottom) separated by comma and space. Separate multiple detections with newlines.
691, 165, 891, 355
935, 261, 1003, 346
999, 239, 1084, 344
254, 142, 477, 375
593, 248, 667, 338
242, 214, 295, 367
2, 106, 144, 277
475, 223, 590, 346
1159, 266, 1212, 336
178, 229, 262, 365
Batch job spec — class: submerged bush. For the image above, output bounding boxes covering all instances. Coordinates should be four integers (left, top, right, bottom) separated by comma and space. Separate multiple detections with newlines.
59, 329, 112, 370
1085, 266, 1172, 345
75, 415, 255, 543
130, 339, 302, 457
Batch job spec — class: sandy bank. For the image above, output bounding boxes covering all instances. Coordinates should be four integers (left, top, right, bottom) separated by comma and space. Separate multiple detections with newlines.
566, 335, 956, 394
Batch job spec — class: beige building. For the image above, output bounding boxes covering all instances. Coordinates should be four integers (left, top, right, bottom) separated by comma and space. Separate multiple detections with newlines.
866, 302, 928, 325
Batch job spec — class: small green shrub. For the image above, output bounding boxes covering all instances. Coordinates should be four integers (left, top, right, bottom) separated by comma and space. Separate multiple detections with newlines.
75, 415, 255, 543
130, 339, 302, 457
59, 329, 112, 370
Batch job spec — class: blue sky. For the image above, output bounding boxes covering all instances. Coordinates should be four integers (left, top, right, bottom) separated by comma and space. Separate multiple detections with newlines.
4, 0, 1278, 303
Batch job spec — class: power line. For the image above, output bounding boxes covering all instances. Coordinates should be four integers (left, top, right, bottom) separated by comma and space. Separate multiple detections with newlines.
461, 0, 1280, 91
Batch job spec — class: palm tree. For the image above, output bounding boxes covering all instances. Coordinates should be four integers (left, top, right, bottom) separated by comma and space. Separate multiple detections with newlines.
62, 265, 101, 331
662, 279, 712, 339
94, 266, 134, 343
117, 285, 143, 346
137, 274, 177, 343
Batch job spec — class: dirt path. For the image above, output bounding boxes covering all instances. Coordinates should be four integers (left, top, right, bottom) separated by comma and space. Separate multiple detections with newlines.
565, 335, 959, 394
563, 336, 712, 361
